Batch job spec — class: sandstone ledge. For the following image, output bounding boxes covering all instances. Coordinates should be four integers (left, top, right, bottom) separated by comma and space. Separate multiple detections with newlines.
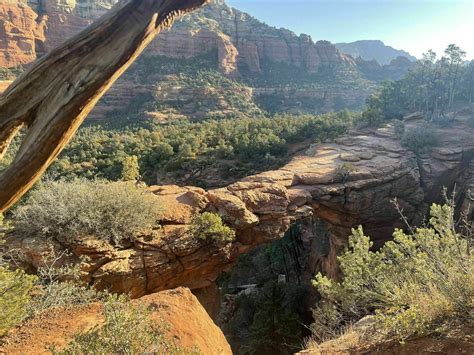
7, 118, 474, 297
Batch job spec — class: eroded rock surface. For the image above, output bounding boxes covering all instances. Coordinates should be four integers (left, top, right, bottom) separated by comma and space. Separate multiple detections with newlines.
7, 118, 474, 298
0, 1, 386, 119
0, 0, 46, 67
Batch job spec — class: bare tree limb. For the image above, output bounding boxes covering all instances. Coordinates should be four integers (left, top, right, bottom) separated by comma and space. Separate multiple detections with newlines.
0, 0, 208, 213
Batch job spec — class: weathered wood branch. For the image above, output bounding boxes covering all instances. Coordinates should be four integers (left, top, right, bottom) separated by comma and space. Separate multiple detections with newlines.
0, 0, 208, 213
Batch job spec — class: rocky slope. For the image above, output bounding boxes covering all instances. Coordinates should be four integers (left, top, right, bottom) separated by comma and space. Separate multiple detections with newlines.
0, 0, 412, 119
7, 116, 474, 299
0, 287, 232, 354
336, 40, 417, 65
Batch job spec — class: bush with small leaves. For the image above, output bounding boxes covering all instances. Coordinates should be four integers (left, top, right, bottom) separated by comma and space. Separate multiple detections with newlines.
12, 179, 161, 246
392, 120, 405, 139
0, 214, 36, 337
401, 124, 439, 154
189, 212, 236, 244
0, 266, 36, 337
120, 155, 140, 181
26, 247, 105, 317
311, 203, 473, 343
51, 295, 192, 354
335, 163, 359, 183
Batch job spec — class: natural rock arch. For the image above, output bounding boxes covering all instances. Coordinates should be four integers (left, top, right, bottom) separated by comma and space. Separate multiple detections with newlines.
8, 119, 474, 297
0, 0, 208, 213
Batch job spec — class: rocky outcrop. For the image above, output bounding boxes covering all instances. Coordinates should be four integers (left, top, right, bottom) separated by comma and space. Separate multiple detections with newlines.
0, 0, 46, 67
0, 0, 356, 77
355, 55, 415, 82
0, 287, 232, 354
0, 1, 412, 120
187, 3, 358, 75
8, 117, 474, 297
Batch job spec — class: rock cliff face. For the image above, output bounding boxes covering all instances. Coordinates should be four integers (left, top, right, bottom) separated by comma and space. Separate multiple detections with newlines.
0, 0, 410, 118
27, 0, 115, 52
0, 0, 45, 68
8, 117, 474, 298
170, 2, 358, 76
0, 0, 356, 77
20, 0, 357, 76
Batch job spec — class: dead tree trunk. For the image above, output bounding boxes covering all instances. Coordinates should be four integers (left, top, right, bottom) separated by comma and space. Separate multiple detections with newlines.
0, 0, 208, 213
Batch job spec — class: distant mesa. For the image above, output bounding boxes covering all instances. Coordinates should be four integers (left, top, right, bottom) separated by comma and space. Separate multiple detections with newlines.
336, 40, 417, 65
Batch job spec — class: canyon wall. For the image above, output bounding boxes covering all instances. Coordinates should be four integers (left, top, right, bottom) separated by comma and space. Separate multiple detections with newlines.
0, 0, 357, 75
0, 0, 409, 118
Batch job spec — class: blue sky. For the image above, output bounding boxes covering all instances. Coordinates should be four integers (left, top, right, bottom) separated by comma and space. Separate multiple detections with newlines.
226, 0, 474, 60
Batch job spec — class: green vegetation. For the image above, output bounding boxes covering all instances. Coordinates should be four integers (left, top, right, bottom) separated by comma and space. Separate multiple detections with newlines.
12, 179, 160, 246
26, 248, 105, 317
363, 44, 473, 123
392, 119, 405, 139
189, 212, 236, 244
47, 112, 353, 187
246, 57, 368, 88
334, 163, 359, 183
113, 55, 263, 123
401, 124, 440, 154
0, 214, 36, 336
52, 295, 189, 354
0, 263, 36, 336
0, 213, 105, 336
240, 282, 304, 355
311, 203, 473, 342
0, 66, 23, 80
219, 225, 308, 354
121, 155, 140, 181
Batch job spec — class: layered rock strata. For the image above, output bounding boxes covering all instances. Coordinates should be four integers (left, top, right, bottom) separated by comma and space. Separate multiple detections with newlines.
0, 0, 46, 67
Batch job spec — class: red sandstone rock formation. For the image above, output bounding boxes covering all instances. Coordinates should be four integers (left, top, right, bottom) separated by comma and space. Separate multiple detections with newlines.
7, 117, 474, 298
1, 0, 357, 76
0, 0, 45, 68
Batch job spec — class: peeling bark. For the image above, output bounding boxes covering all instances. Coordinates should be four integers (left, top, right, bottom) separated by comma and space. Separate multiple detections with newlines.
0, 0, 208, 213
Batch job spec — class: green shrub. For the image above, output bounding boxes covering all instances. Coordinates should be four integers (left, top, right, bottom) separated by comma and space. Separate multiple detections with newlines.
189, 212, 236, 244
121, 155, 140, 181
393, 120, 405, 139
0, 266, 36, 337
0, 214, 36, 336
311, 203, 473, 342
12, 179, 160, 246
335, 163, 358, 183
52, 295, 188, 354
401, 124, 439, 154
26, 247, 105, 317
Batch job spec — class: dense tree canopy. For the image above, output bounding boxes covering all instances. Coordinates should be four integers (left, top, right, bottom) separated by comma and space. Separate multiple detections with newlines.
363, 44, 473, 124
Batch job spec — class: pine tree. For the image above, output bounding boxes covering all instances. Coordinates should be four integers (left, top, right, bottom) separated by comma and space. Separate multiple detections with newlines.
121, 155, 140, 182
